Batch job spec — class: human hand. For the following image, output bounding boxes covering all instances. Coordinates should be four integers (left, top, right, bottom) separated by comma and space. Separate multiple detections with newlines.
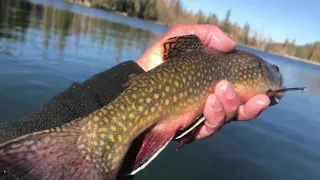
137, 24, 270, 140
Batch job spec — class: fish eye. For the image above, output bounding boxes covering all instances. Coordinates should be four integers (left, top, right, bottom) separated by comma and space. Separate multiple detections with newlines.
272, 65, 279, 72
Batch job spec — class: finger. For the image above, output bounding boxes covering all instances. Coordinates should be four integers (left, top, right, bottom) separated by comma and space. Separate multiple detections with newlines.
237, 94, 270, 120
215, 80, 241, 122
195, 94, 226, 139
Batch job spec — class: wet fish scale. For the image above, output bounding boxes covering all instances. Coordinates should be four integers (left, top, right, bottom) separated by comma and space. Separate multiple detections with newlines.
73, 54, 211, 173
78, 48, 262, 173
0, 35, 284, 180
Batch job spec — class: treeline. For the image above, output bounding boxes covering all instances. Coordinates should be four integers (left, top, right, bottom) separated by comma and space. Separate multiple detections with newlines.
66, 0, 320, 62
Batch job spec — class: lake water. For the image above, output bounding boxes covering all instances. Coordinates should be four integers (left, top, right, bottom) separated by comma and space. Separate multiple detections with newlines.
1, 0, 320, 180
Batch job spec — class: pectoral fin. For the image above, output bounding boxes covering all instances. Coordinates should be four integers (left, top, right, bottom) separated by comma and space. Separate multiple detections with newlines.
128, 109, 205, 175
174, 115, 206, 140
174, 116, 206, 151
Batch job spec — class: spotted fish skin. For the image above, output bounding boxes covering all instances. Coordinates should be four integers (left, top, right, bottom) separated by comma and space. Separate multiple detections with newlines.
0, 35, 284, 180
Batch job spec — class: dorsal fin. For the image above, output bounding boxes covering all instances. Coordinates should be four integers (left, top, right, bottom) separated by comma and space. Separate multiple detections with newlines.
161, 35, 202, 61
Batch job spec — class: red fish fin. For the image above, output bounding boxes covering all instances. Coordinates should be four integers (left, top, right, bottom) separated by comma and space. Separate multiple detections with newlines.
128, 125, 175, 175
176, 136, 191, 151
161, 35, 202, 61
174, 116, 206, 151
174, 116, 206, 140
0, 119, 114, 180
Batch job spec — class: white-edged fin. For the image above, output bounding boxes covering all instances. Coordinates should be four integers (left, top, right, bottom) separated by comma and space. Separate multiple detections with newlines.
175, 116, 206, 140
128, 137, 173, 175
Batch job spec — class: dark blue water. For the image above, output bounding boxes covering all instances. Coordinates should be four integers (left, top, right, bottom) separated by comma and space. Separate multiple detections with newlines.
0, 0, 319, 180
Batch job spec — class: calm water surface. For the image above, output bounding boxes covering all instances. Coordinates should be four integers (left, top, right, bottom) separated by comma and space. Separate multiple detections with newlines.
0, 0, 320, 180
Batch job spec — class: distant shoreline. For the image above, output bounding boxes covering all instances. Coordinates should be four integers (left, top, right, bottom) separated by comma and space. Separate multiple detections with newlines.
243, 44, 320, 66
64, 0, 320, 67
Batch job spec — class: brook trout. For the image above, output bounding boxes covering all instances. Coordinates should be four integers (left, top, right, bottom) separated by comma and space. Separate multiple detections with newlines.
0, 35, 288, 179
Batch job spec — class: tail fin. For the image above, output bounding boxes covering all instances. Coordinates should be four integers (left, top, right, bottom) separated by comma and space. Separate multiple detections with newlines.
0, 119, 115, 180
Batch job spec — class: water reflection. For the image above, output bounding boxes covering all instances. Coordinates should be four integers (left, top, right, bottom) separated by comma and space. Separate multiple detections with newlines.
0, 0, 158, 62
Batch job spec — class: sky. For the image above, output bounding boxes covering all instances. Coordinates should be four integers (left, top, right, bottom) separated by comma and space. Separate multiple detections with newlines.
182, 0, 320, 45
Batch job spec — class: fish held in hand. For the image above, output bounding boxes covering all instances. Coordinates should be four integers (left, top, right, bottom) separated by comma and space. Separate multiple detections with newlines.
0, 35, 303, 180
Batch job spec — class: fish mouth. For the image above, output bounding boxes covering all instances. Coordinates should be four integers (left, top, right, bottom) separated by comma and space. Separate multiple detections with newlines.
266, 87, 306, 106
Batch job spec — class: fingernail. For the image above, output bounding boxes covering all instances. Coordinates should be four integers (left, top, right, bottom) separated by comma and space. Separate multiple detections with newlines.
257, 100, 266, 105
210, 95, 222, 112
220, 83, 236, 100
212, 29, 230, 43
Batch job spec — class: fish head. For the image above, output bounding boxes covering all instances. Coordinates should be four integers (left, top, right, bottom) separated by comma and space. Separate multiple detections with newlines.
224, 50, 284, 105
260, 61, 285, 105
